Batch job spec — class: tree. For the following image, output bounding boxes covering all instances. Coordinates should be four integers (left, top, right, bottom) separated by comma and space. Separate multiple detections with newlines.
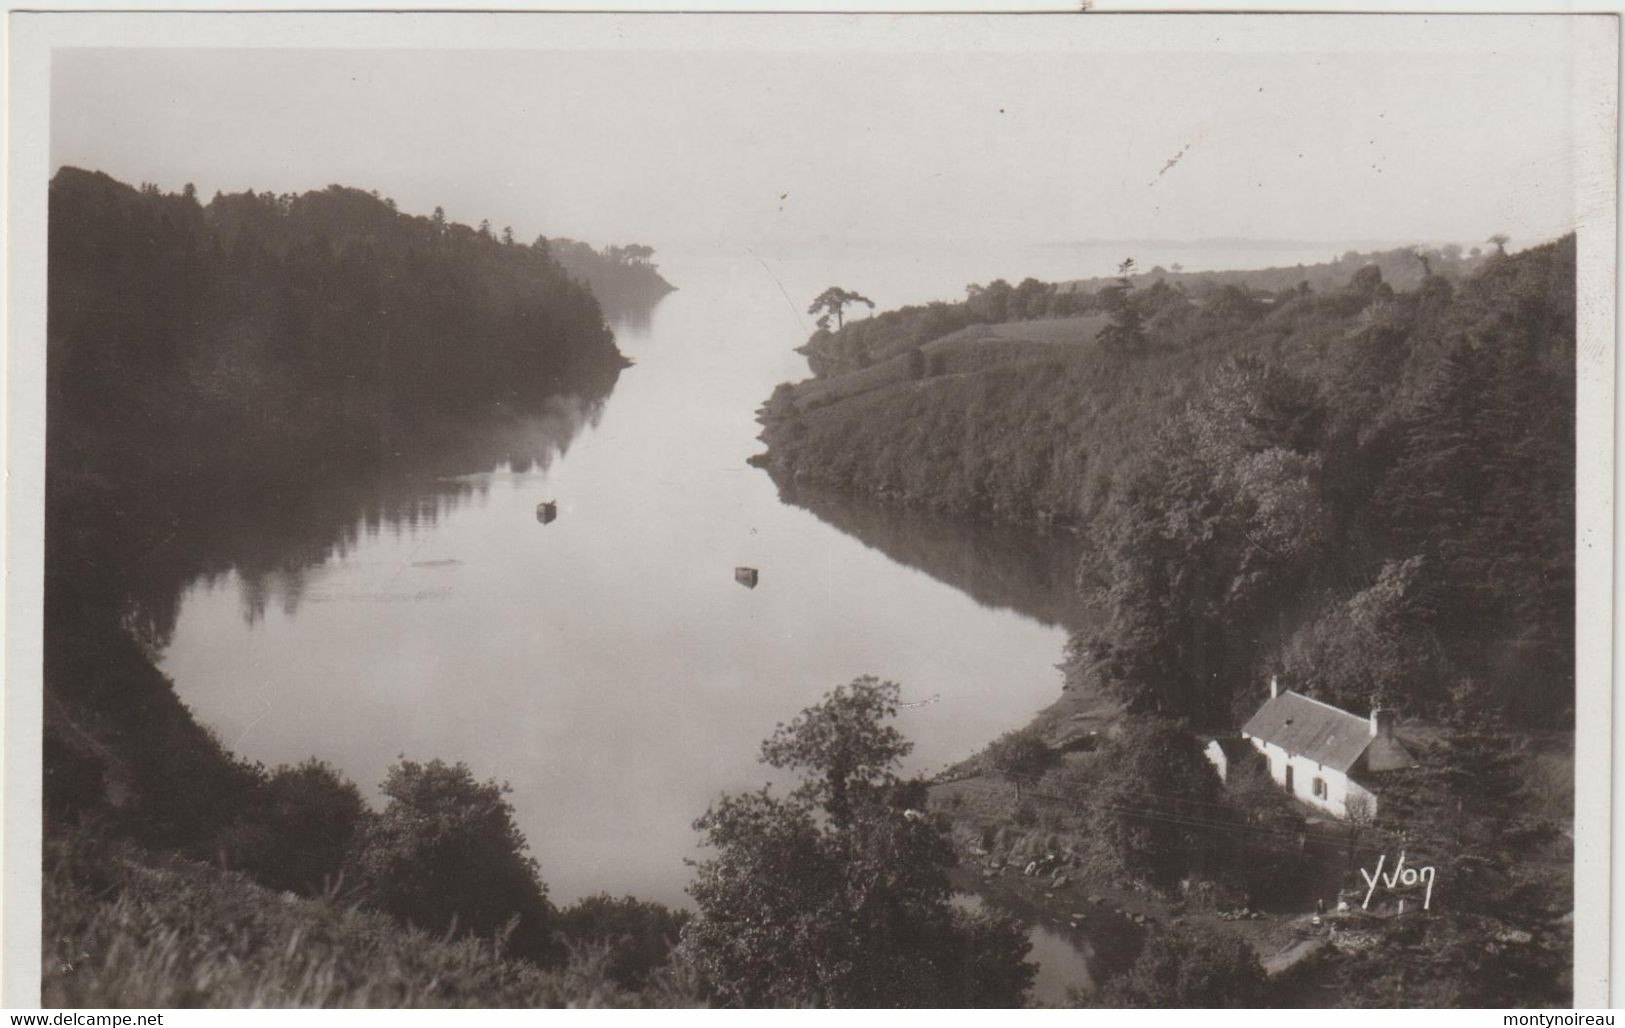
757, 675, 910, 829
1077, 357, 1329, 720
1013, 276, 1053, 319
1488, 232, 1510, 257
965, 279, 1014, 323
1349, 263, 1390, 300
217, 759, 366, 895
1090, 926, 1268, 1007
1098, 258, 1146, 354
348, 758, 556, 963
905, 346, 927, 380
682, 677, 1035, 1007
1202, 284, 1264, 322
1280, 557, 1447, 717
1087, 717, 1224, 889
1218, 751, 1312, 905
984, 725, 1057, 800
1370, 286, 1575, 725
620, 243, 656, 266
557, 894, 690, 991
808, 287, 875, 332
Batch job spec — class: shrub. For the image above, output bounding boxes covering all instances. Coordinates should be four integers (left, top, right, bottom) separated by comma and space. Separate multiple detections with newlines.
219, 759, 366, 895
984, 724, 1058, 801
1090, 926, 1267, 1007
556, 894, 689, 991
347, 759, 555, 964
1088, 718, 1223, 891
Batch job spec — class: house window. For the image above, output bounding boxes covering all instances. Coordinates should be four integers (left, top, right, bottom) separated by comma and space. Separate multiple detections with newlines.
1312, 777, 1327, 799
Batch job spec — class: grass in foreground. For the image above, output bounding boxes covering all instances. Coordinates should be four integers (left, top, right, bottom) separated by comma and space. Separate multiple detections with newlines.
43, 829, 703, 1008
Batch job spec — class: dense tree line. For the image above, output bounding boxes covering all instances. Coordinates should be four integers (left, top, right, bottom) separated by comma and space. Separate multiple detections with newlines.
760, 239, 1575, 730
49, 167, 624, 495
1060, 242, 1493, 304
46, 168, 630, 647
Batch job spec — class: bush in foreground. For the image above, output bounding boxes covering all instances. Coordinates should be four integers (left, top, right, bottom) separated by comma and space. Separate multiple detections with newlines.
681, 677, 1036, 1007
556, 894, 690, 991
1086, 926, 1267, 1007
346, 759, 556, 964
217, 759, 367, 896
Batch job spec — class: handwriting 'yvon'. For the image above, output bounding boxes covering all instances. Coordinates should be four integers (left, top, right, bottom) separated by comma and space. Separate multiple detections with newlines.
1359, 851, 1437, 911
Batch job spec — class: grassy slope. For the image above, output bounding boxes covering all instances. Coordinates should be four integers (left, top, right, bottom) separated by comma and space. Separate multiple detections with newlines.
784, 314, 1110, 413
44, 832, 701, 1008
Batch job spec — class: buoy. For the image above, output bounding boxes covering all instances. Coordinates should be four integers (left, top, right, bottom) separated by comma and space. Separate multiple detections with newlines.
536, 501, 558, 524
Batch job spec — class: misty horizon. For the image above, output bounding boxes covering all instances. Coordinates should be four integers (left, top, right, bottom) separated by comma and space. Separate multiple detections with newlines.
52, 160, 1557, 257
50, 16, 1585, 260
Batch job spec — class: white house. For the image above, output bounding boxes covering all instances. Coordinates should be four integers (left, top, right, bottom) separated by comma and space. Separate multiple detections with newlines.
1215, 677, 1415, 819
1201, 736, 1256, 784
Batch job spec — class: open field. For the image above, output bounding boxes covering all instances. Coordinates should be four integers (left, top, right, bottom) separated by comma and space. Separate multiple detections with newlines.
787, 314, 1110, 412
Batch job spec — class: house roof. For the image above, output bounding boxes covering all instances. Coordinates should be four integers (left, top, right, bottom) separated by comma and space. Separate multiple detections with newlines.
1364, 733, 1415, 773
1241, 690, 1413, 774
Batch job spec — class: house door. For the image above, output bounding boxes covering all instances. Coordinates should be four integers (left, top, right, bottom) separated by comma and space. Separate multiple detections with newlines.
1284, 764, 1295, 793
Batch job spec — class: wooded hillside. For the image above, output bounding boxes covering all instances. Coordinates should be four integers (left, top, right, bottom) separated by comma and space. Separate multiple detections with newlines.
757, 239, 1576, 730
44, 166, 629, 877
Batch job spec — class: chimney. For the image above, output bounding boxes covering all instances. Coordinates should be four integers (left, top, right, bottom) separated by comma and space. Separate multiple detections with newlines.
1370, 707, 1396, 739
1269, 674, 1280, 699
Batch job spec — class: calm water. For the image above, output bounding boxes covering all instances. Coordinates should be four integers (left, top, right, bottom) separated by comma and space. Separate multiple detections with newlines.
951, 892, 1094, 1006
159, 243, 1310, 909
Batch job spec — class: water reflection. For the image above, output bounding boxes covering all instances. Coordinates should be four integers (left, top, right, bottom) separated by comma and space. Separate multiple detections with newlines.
160, 253, 1080, 905
125, 394, 612, 645
605, 303, 656, 336
598, 285, 670, 337
952, 891, 1094, 1006
769, 476, 1095, 633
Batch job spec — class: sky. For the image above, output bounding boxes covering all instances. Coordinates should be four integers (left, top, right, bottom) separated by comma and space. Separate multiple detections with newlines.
47, 13, 1602, 257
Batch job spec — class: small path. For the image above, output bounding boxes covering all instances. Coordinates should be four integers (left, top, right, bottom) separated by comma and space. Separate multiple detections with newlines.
1263, 936, 1326, 976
